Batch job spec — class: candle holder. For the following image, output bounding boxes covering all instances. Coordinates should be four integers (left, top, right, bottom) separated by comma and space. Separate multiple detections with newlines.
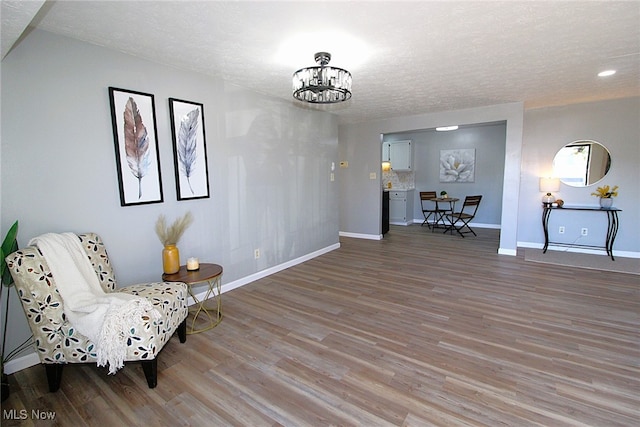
186, 257, 200, 271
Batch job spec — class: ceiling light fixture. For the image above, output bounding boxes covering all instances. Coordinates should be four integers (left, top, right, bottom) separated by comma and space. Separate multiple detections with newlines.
292, 52, 352, 104
436, 125, 459, 132
598, 70, 616, 77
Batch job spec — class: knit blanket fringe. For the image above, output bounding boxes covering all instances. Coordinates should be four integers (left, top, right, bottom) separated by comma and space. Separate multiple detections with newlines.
98, 298, 160, 374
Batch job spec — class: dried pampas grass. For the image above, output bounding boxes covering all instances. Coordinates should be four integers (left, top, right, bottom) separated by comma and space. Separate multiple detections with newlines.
155, 212, 194, 246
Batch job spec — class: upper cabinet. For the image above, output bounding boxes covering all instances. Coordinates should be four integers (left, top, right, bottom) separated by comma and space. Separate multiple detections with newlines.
383, 140, 413, 171
382, 142, 391, 163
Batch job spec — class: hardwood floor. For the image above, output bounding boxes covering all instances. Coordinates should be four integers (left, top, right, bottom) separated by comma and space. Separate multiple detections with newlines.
3, 226, 639, 426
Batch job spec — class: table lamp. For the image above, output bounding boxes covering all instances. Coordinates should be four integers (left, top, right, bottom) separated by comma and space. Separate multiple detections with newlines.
539, 177, 560, 206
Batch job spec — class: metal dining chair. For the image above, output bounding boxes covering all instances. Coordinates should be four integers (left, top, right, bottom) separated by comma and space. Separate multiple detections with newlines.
419, 191, 438, 229
445, 195, 483, 237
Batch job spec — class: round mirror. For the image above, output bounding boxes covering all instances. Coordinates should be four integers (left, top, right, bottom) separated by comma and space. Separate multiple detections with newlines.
553, 140, 611, 187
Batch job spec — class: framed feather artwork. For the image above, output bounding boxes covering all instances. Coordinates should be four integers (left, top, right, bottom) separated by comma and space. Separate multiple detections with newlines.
168, 98, 210, 200
108, 87, 164, 206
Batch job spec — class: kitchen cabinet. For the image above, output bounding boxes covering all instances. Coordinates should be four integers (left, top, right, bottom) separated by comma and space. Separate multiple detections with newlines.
382, 140, 412, 171
389, 141, 412, 171
382, 142, 391, 163
388, 190, 414, 225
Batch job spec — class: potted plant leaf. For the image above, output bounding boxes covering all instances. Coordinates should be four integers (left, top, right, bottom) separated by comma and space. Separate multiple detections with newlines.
1, 220, 30, 402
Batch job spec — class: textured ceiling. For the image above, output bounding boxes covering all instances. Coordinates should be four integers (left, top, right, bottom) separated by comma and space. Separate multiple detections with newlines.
2, 1, 639, 125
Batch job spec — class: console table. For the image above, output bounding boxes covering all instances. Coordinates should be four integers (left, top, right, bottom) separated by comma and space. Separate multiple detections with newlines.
542, 205, 621, 260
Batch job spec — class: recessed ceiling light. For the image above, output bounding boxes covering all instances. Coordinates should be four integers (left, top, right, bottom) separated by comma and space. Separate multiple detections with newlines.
598, 70, 616, 77
436, 126, 459, 132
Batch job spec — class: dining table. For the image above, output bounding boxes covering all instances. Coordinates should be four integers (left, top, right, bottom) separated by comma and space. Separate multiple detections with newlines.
429, 197, 459, 231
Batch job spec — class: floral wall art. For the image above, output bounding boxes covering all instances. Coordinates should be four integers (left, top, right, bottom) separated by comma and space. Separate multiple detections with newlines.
439, 149, 475, 183
109, 87, 163, 206
168, 98, 210, 200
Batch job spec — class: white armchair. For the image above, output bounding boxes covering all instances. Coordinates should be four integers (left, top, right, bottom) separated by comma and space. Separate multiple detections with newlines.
5, 233, 188, 391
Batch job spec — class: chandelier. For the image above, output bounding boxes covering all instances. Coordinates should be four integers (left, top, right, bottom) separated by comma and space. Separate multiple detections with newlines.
292, 52, 352, 104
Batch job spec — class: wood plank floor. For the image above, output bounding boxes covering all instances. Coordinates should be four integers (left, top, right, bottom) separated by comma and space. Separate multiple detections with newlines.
3, 226, 639, 426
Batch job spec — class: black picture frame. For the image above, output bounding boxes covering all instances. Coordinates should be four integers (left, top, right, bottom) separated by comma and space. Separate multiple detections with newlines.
109, 87, 163, 206
168, 98, 210, 200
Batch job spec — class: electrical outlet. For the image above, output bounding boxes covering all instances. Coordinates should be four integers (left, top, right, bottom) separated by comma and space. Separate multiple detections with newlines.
369, 172, 377, 180
254, 249, 260, 259
581, 228, 588, 236
330, 173, 335, 181
558, 226, 565, 234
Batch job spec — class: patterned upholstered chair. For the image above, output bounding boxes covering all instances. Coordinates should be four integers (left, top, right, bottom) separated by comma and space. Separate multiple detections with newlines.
6, 233, 188, 391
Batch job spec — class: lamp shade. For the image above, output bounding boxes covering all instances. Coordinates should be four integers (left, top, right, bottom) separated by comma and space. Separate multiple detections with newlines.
539, 177, 560, 206
539, 177, 560, 193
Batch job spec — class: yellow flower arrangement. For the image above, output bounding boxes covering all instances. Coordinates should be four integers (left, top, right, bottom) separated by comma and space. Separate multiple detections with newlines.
591, 184, 618, 198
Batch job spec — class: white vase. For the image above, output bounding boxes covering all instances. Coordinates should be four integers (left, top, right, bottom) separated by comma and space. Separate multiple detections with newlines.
599, 197, 613, 208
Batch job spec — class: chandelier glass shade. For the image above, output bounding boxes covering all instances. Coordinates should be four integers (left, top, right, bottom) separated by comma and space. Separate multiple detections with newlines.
292, 52, 352, 104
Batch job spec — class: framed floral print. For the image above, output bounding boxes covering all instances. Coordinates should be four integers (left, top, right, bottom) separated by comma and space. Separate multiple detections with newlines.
439, 149, 476, 183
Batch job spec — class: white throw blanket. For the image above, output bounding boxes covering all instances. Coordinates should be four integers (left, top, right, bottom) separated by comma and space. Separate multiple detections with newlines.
29, 232, 159, 374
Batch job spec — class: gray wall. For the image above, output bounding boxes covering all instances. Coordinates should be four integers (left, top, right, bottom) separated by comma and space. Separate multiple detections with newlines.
338, 103, 524, 255
1, 30, 339, 368
338, 97, 638, 256
518, 97, 640, 254
386, 123, 507, 226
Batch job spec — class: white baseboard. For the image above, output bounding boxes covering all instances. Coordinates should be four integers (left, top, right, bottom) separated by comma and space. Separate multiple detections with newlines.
339, 222, 501, 242
189, 242, 342, 303
4, 352, 40, 375
338, 231, 382, 240
5, 242, 342, 374
517, 241, 640, 259
412, 219, 501, 229
390, 221, 412, 226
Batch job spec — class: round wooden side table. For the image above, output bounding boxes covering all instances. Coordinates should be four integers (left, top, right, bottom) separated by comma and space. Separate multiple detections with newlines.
430, 197, 459, 231
163, 263, 223, 334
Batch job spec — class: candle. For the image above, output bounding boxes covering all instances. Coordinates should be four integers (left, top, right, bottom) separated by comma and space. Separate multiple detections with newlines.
186, 257, 199, 271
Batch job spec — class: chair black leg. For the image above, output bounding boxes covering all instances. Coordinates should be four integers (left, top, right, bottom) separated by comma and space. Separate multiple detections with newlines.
141, 359, 158, 388
455, 221, 476, 237
421, 213, 433, 229
177, 318, 187, 343
45, 364, 64, 392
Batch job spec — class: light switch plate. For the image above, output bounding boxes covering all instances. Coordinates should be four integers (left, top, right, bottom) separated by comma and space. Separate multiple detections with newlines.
370, 172, 377, 179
